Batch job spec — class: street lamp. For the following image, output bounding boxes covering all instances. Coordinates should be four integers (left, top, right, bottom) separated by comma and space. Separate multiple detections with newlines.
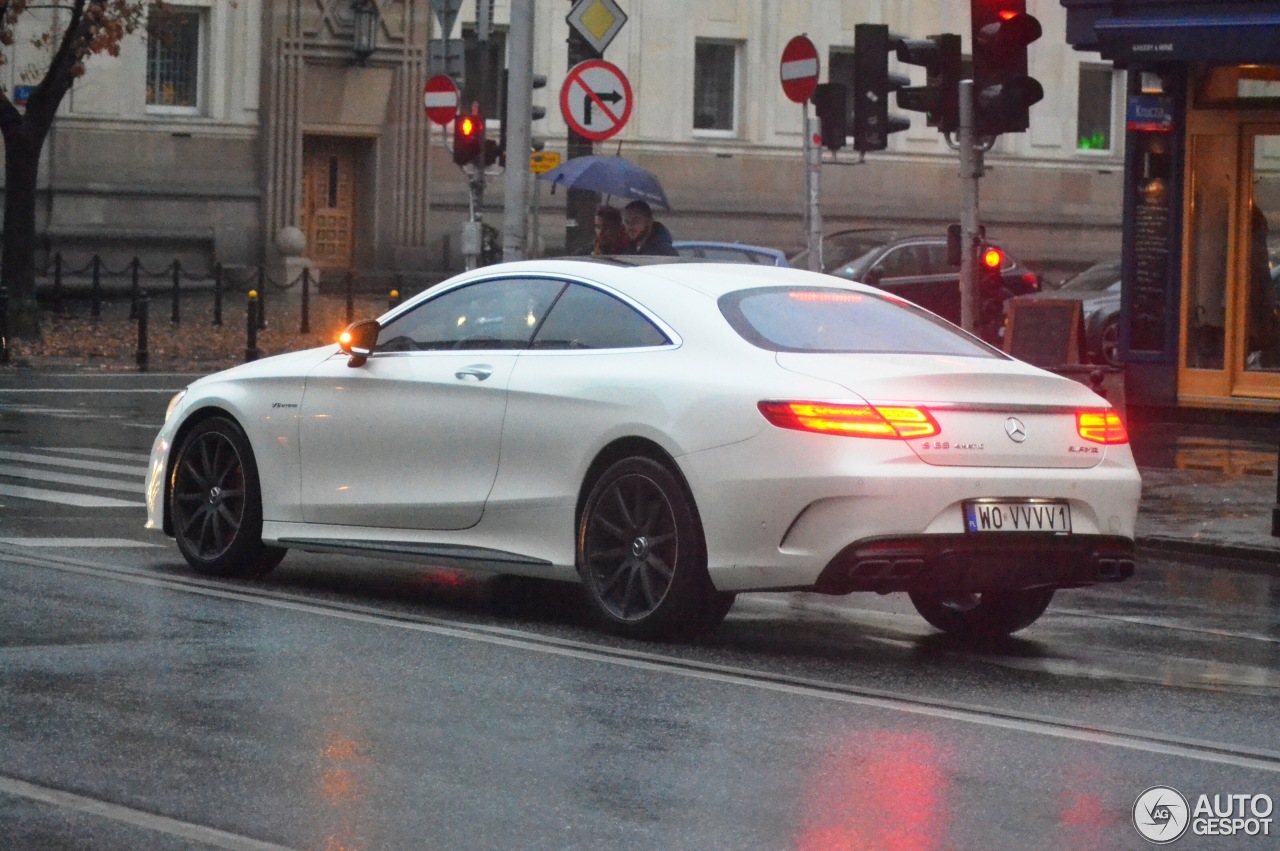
352, 0, 378, 64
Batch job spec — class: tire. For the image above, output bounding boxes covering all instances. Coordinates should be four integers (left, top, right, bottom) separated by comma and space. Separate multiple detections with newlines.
577, 456, 730, 639
1098, 317, 1121, 367
908, 588, 1055, 641
170, 417, 286, 578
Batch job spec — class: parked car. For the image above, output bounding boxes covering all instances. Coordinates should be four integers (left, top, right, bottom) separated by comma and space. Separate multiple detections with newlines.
790, 228, 1042, 343
673, 241, 790, 266
1009, 259, 1122, 366
148, 258, 1139, 642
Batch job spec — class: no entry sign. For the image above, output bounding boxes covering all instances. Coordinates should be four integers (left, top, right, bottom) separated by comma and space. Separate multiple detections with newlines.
424, 74, 460, 126
560, 59, 633, 142
780, 36, 820, 103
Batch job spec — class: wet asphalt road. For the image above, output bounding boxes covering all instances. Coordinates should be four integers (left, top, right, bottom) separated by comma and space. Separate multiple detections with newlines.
0, 373, 1277, 850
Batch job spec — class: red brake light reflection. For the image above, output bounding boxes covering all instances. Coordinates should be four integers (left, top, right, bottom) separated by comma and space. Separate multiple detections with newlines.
759, 401, 940, 439
1076, 410, 1129, 444
789, 291, 864, 303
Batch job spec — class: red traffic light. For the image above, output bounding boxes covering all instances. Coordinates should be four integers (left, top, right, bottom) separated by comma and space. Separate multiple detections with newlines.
981, 247, 1004, 269
452, 109, 486, 166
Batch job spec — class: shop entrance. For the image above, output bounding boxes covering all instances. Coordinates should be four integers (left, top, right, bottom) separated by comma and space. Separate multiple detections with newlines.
1180, 67, 1280, 404
301, 137, 358, 272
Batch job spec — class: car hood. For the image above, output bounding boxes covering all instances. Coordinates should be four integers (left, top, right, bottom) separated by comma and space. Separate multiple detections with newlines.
186, 345, 339, 389
775, 352, 1113, 468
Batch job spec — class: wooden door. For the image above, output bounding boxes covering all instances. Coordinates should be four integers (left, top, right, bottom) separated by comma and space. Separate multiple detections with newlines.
302, 138, 357, 270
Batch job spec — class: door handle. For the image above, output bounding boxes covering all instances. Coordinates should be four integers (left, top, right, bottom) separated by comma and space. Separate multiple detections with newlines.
455, 365, 493, 381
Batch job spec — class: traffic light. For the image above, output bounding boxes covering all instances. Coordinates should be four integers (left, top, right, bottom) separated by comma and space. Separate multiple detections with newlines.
452, 109, 485, 167
895, 33, 961, 134
497, 70, 549, 167
979, 244, 1005, 272
530, 73, 548, 153
811, 83, 848, 152
971, 0, 1043, 136
852, 23, 911, 154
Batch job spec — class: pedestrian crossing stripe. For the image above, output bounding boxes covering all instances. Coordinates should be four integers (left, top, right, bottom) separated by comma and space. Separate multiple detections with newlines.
0, 447, 150, 509
0, 483, 142, 508
0, 537, 163, 548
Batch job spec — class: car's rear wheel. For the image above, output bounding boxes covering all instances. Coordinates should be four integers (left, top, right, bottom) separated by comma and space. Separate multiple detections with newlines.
577, 456, 730, 639
908, 588, 1055, 640
170, 417, 285, 578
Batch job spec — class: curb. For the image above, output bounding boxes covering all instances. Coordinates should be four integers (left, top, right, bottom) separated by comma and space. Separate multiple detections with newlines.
1137, 536, 1280, 575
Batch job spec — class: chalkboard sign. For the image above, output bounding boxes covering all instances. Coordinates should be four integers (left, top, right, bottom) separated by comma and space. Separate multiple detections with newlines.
1004, 299, 1085, 368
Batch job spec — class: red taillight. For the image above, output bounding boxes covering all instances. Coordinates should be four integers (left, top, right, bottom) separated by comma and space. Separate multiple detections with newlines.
1076, 410, 1129, 444
759, 401, 940, 439
1021, 271, 1040, 290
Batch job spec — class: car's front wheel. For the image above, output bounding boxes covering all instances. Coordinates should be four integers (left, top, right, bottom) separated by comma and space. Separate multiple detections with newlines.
577, 456, 731, 639
170, 417, 285, 578
908, 588, 1055, 640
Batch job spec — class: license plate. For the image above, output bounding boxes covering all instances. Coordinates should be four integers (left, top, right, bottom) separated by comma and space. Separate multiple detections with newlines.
964, 499, 1072, 534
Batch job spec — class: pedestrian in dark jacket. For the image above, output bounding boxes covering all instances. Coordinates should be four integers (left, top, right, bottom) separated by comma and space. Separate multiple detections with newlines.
622, 200, 678, 256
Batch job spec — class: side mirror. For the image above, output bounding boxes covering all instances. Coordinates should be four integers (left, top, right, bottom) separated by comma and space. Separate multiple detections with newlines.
864, 266, 883, 285
338, 319, 379, 368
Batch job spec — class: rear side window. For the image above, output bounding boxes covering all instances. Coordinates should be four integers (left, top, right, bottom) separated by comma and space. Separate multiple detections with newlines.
532, 283, 669, 349
719, 286, 1001, 357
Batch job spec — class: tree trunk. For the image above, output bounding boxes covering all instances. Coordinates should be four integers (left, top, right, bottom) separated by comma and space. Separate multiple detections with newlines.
2, 123, 47, 340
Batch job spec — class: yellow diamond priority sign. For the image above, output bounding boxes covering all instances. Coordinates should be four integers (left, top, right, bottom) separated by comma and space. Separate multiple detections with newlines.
566, 0, 627, 56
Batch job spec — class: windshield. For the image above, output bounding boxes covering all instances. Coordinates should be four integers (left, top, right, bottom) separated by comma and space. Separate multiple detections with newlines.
1058, 261, 1121, 293
719, 286, 1001, 357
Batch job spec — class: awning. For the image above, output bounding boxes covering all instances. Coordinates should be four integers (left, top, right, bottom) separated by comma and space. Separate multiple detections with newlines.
1095, 13, 1280, 64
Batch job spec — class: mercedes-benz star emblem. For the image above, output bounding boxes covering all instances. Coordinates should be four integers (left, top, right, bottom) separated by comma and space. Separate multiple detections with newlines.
1004, 417, 1027, 443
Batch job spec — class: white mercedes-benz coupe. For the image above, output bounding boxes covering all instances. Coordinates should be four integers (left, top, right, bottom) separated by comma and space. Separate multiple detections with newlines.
147, 258, 1141, 641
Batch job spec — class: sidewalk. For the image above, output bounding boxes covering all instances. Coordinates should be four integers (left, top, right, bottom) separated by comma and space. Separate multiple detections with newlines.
1130, 421, 1280, 570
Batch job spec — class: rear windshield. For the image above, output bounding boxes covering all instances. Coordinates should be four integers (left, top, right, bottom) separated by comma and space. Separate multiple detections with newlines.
719, 286, 1003, 357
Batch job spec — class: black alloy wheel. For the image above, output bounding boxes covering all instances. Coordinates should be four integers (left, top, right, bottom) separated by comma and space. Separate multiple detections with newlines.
170, 417, 285, 578
908, 588, 1056, 641
578, 456, 731, 639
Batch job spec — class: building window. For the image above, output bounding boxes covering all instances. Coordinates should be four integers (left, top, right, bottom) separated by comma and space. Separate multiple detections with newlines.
1077, 65, 1114, 151
146, 6, 202, 112
694, 40, 738, 133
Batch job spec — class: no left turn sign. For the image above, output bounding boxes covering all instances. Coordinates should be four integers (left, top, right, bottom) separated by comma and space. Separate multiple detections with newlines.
560, 59, 632, 142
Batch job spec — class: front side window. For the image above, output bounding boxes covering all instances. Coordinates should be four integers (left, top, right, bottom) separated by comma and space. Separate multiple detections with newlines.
719, 287, 1000, 357
1077, 65, 1115, 151
694, 40, 738, 133
532, 284, 668, 349
146, 6, 203, 112
377, 278, 566, 352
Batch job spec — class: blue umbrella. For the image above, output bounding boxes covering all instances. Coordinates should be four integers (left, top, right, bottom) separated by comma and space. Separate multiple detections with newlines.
537, 155, 671, 210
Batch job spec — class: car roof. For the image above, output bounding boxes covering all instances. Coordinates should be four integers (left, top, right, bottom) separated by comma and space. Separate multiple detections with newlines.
445, 258, 870, 301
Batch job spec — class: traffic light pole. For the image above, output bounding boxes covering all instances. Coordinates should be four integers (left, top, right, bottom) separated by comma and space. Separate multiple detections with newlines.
958, 79, 983, 335
803, 105, 823, 272
502, 0, 534, 261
